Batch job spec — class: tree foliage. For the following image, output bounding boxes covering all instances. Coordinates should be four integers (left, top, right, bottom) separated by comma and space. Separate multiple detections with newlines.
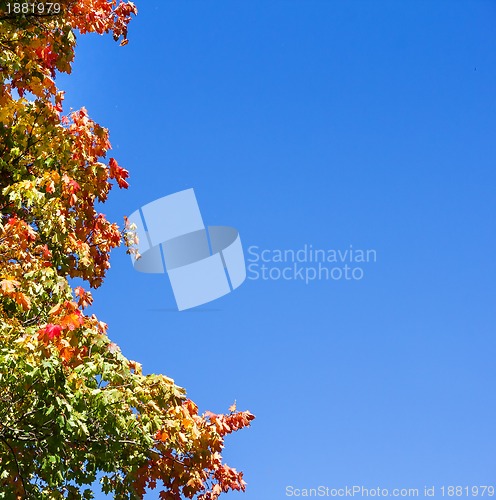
0, 1, 254, 498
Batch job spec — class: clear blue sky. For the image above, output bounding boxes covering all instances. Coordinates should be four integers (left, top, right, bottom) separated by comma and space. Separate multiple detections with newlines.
59, 1, 495, 498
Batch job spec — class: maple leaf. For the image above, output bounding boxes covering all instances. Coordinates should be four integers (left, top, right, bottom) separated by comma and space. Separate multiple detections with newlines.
60, 312, 84, 331
74, 286, 93, 309
59, 347, 74, 363
107, 342, 120, 354
0, 279, 20, 294
109, 157, 130, 188
41, 245, 52, 259
156, 429, 169, 443
41, 324, 63, 341
14, 292, 31, 311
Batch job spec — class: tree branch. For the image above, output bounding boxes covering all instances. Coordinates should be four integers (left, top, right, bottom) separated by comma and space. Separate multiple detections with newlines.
0, 436, 27, 498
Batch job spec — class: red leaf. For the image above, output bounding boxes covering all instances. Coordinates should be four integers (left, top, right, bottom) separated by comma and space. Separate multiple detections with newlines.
109, 157, 130, 189
44, 324, 63, 340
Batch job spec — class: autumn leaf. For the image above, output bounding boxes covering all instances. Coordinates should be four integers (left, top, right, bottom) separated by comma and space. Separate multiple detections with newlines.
39, 324, 63, 341
109, 157, 130, 189
60, 312, 84, 331
74, 286, 93, 309
107, 342, 120, 354
156, 429, 169, 442
14, 291, 31, 311
0, 279, 20, 294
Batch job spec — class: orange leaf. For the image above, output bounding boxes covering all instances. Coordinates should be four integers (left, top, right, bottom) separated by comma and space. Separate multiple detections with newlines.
14, 292, 31, 311
60, 312, 84, 331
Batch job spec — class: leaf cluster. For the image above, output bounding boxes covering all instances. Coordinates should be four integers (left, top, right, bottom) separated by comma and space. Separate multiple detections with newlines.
0, 2, 254, 498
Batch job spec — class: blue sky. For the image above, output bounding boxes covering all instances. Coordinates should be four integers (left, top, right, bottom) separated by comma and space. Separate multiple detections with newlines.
59, 1, 495, 498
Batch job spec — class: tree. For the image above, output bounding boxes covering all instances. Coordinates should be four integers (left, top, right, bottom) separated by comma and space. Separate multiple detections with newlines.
0, 1, 254, 498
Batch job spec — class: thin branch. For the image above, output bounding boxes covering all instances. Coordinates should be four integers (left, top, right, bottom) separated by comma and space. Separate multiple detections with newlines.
0, 436, 27, 498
